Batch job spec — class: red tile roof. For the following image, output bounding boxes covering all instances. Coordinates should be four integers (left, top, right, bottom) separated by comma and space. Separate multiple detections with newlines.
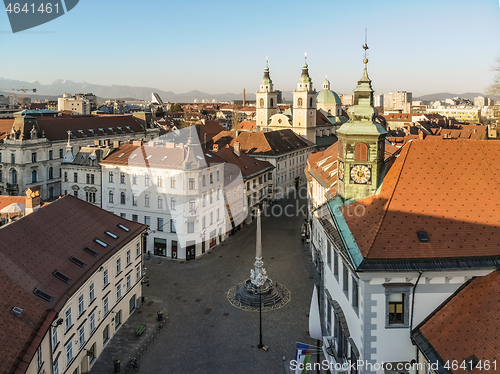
306, 143, 339, 197
342, 140, 500, 259
0, 119, 14, 141
381, 113, 418, 122
415, 270, 500, 372
0, 196, 147, 373
237, 121, 257, 131
212, 144, 273, 179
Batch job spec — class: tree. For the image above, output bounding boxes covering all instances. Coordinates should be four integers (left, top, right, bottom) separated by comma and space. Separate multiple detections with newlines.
231, 110, 241, 130
486, 57, 500, 98
155, 106, 165, 117
170, 103, 183, 112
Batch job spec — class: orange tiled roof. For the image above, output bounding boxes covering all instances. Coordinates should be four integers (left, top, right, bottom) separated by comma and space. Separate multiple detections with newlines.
212, 144, 273, 178
414, 270, 500, 372
381, 113, 418, 122
237, 121, 257, 131
342, 139, 500, 259
306, 143, 339, 197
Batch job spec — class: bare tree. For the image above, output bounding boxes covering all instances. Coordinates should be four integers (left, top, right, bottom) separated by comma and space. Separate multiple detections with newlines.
486, 57, 500, 98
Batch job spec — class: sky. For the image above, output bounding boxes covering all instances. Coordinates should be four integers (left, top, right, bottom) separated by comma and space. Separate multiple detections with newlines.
1, 0, 500, 97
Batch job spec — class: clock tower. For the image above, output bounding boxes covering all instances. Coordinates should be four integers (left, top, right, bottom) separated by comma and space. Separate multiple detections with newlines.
336, 53, 387, 202
292, 55, 316, 143
255, 61, 278, 130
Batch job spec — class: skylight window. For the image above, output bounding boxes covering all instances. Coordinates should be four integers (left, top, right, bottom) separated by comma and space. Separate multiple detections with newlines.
69, 256, 87, 267
33, 288, 54, 302
118, 153, 125, 158
417, 231, 430, 243
83, 246, 99, 257
118, 224, 130, 232
146, 155, 152, 160
105, 231, 118, 239
94, 238, 108, 247
52, 270, 72, 283
161, 156, 168, 161
130, 154, 138, 159
196, 156, 203, 160
205, 154, 212, 158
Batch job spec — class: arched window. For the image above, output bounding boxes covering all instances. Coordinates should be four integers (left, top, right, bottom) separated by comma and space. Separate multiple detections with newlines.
171, 197, 176, 210
310, 97, 313, 107
48, 167, 53, 179
121, 192, 126, 205
32, 170, 37, 183
259, 98, 264, 108
109, 190, 114, 203
11, 170, 17, 185
297, 98, 303, 107
0, 169, 2, 183
355, 143, 368, 161
158, 196, 163, 209
270, 98, 274, 108
144, 194, 150, 207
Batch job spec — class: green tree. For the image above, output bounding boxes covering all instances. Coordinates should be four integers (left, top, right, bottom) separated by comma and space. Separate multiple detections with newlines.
170, 104, 183, 112
231, 109, 241, 130
155, 106, 165, 117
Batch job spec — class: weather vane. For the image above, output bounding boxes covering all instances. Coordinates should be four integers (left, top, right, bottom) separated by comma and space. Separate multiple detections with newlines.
363, 28, 369, 63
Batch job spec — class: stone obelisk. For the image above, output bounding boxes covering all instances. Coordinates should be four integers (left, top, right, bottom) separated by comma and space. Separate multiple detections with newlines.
250, 209, 268, 288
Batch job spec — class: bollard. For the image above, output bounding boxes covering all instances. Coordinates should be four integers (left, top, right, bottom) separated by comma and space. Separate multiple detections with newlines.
157, 311, 163, 321
113, 359, 120, 373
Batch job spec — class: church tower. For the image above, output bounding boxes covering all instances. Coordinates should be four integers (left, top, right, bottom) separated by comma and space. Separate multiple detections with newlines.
255, 61, 278, 130
292, 55, 316, 143
336, 50, 387, 202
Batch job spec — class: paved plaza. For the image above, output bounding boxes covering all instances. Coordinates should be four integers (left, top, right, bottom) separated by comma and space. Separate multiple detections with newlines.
90, 192, 322, 374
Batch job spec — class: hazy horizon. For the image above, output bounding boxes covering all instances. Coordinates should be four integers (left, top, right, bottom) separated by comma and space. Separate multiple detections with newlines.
1, 0, 499, 97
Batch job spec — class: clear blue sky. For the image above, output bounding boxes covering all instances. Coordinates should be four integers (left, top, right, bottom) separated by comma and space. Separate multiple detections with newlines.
1, 0, 500, 97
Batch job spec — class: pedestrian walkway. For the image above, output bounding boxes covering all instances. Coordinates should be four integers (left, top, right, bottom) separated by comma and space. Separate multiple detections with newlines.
89, 283, 169, 373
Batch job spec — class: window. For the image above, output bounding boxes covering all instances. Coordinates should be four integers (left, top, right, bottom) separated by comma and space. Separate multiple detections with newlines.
51, 327, 58, 351
78, 326, 85, 347
121, 192, 126, 205
217, 170, 220, 181
158, 196, 163, 209
355, 143, 368, 161
11, 153, 15, 164
65, 308, 72, 330
53, 359, 59, 374
31, 170, 37, 183
103, 296, 109, 314
171, 197, 176, 210
65, 341, 73, 365
37, 345, 42, 369
109, 172, 114, 183
31, 152, 37, 163
145, 194, 150, 207
132, 174, 137, 184
333, 252, 339, 280
132, 194, 137, 206
352, 277, 359, 309
78, 294, 84, 315
48, 167, 53, 179
136, 265, 141, 280
189, 178, 195, 190
385, 285, 411, 328
203, 175, 206, 186
126, 274, 131, 290
189, 199, 196, 212
49, 150, 53, 160
187, 221, 194, 233
132, 215, 138, 222
103, 325, 109, 343
116, 284, 122, 300
170, 219, 176, 233
259, 98, 264, 107
202, 216, 206, 229
126, 250, 131, 265
342, 263, 348, 293
327, 242, 332, 270
171, 177, 176, 188
136, 242, 140, 257
145, 174, 150, 186
120, 172, 125, 184
90, 312, 96, 332
116, 258, 121, 274
158, 217, 164, 231
103, 269, 109, 286
120, 213, 126, 218
297, 98, 303, 107
89, 283, 95, 302
73, 172, 78, 183
158, 176, 163, 187
59, 148, 63, 158
109, 190, 114, 203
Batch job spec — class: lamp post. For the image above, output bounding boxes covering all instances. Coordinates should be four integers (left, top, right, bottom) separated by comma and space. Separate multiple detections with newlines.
258, 287, 264, 349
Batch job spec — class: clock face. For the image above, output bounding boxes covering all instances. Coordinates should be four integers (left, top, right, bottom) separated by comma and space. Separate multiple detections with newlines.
350, 164, 372, 184
297, 110, 302, 116
309, 110, 314, 117
338, 161, 344, 181
260, 110, 264, 115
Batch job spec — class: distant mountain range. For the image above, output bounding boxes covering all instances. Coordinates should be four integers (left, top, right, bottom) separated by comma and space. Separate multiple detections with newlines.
0, 77, 486, 104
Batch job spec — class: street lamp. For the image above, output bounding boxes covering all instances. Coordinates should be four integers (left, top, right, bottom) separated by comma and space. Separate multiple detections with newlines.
258, 287, 263, 349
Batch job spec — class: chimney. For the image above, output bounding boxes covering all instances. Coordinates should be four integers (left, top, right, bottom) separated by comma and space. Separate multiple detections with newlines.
148, 141, 155, 147
165, 142, 175, 148
94, 140, 99, 146
243, 89, 246, 106
132, 140, 142, 146
213, 144, 219, 152
234, 141, 240, 156
113, 140, 120, 148
25, 187, 41, 215
418, 130, 424, 140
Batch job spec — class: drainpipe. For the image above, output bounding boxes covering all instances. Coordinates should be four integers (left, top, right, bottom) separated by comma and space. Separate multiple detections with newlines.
410, 270, 423, 338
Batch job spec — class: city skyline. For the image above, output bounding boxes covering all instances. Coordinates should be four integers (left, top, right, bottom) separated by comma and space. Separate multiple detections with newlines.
1, 0, 499, 97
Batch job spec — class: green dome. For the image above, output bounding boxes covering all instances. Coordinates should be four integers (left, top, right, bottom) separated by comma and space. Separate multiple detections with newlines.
316, 89, 341, 105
